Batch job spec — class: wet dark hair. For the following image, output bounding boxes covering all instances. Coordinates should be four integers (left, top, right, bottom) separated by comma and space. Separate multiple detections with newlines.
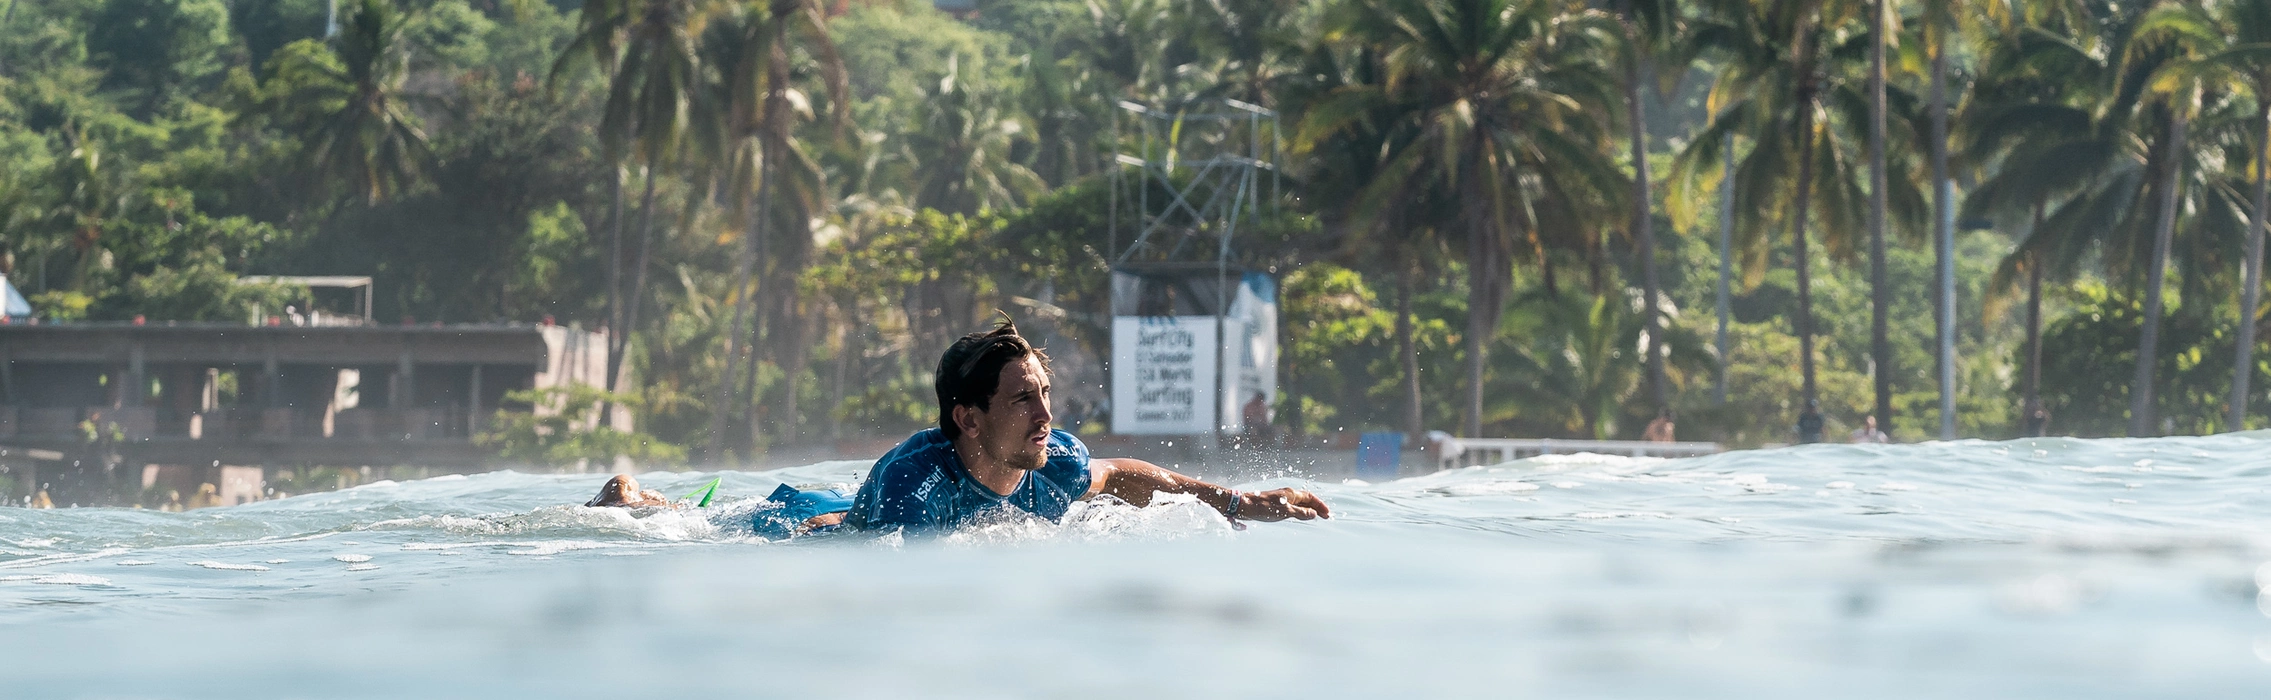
935, 317, 1051, 440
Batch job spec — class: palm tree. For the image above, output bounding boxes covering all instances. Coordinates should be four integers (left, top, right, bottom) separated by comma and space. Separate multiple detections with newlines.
910, 54, 1044, 215
1289, 36, 1435, 444
557, 0, 704, 424
47, 128, 125, 291
1181, 0, 1307, 106
1017, 45, 1105, 189
2128, 3, 2234, 435
267, 0, 430, 207
1613, 0, 1683, 415
1319, 0, 1625, 437
699, 0, 847, 458
1080, 0, 1177, 102
1963, 3, 2241, 435
1866, 0, 1891, 436
1497, 288, 1712, 439
1959, 3, 2108, 431
1921, 0, 1962, 439
1672, 0, 1921, 414
2146, 0, 2271, 430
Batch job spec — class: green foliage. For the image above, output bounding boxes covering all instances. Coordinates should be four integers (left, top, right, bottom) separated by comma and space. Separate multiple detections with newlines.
477, 385, 686, 467
2033, 281, 2256, 437
832, 1, 1013, 131
806, 209, 1009, 434
227, 0, 327, 72
1276, 263, 1391, 434
85, 0, 230, 115
29, 290, 93, 320
10, 0, 2271, 464
1493, 289, 1715, 439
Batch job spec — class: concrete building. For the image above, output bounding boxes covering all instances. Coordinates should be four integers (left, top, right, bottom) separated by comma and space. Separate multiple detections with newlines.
0, 322, 613, 506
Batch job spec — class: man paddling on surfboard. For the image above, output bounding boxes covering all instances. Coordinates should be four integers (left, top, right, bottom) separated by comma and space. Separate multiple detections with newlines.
783, 318, 1329, 534
585, 474, 672, 507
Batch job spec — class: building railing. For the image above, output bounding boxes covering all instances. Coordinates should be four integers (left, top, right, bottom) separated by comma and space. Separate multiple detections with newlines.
1435, 437, 1722, 470
0, 406, 486, 443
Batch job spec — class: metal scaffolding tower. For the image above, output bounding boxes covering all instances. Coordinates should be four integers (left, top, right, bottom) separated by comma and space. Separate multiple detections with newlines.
1108, 99, 1281, 268
1106, 99, 1282, 444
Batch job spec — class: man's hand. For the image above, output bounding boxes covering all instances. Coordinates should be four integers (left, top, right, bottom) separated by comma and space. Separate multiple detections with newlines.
1235, 487, 1331, 521
1089, 458, 1331, 524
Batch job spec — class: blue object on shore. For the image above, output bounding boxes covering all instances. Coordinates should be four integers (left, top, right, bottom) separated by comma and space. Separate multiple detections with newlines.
752, 484, 854, 539
1355, 431, 1404, 480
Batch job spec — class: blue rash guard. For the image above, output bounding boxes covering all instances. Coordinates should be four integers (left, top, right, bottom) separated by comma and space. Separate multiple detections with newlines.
840, 427, 1094, 533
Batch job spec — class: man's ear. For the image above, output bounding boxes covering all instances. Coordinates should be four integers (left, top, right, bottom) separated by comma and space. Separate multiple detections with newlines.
952, 403, 982, 437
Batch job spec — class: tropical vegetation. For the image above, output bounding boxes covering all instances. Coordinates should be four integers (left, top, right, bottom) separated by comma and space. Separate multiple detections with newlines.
8, 0, 2271, 463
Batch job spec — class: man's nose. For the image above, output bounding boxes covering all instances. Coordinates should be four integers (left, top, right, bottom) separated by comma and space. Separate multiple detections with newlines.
1037, 399, 1053, 426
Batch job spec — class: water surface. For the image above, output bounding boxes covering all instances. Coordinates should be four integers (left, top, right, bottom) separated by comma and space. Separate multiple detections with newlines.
5, 434, 2271, 697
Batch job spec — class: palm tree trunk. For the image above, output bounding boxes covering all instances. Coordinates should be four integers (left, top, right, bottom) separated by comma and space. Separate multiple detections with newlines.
1464, 168, 1503, 438
1792, 103, 1820, 408
617, 166, 664, 417
829, 311, 852, 442
1931, 29, 1957, 440
2024, 202, 2045, 427
1716, 141, 1734, 405
1867, 0, 1892, 435
1465, 235, 1488, 438
2230, 108, 2270, 431
600, 165, 627, 426
1399, 259, 1423, 445
2133, 110, 2187, 436
778, 296, 811, 447
739, 160, 776, 454
1624, 37, 1668, 412
706, 151, 768, 460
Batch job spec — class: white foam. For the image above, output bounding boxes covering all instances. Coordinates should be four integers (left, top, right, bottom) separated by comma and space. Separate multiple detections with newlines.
332, 554, 372, 563
1431, 481, 1540, 496
505, 541, 615, 556
188, 561, 270, 572
940, 494, 1235, 546
0, 573, 111, 586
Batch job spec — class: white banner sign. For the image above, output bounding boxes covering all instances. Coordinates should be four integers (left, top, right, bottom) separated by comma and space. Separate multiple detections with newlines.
1111, 316, 1217, 435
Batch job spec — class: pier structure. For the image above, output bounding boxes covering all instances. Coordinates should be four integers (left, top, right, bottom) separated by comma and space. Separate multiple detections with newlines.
0, 322, 613, 505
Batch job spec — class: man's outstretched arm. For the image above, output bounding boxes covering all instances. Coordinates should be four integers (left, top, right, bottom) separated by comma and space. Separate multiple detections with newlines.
1083, 458, 1330, 522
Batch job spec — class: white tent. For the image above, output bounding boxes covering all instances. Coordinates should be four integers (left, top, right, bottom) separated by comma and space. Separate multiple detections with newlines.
0, 274, 29, 319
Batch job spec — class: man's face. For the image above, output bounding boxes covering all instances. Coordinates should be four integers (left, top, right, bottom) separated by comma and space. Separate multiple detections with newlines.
960, 355, 1053, 471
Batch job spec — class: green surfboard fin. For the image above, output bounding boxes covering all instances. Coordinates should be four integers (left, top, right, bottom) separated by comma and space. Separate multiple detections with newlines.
682, 477, 722, 508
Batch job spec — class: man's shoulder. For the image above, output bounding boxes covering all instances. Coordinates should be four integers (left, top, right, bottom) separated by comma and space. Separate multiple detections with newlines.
867, 429, 956, 483
878, 428, 952, 461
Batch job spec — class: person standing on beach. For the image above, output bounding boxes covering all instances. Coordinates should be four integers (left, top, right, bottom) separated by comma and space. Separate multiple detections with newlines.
2022, 404, 2051, 437
1642, 409, 1676, 442
1796, 401, 1825, 444
1848, 415, 1889, 444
